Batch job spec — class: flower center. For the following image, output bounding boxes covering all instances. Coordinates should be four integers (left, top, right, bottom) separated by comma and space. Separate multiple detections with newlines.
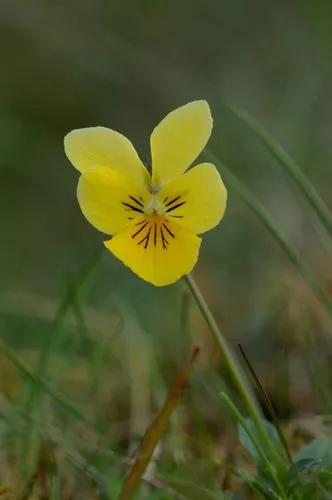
121, 193, 186, 222
120, 192, 187, 250
145, 194, 165, 215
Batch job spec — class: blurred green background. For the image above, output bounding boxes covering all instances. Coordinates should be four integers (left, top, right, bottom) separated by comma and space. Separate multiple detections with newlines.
1, 1, 332, 497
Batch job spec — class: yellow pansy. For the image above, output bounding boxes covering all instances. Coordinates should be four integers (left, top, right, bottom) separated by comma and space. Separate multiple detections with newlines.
64, 101, 227, 286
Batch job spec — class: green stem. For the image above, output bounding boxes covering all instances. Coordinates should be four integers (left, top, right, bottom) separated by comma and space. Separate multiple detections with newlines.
184, 273, 282, 468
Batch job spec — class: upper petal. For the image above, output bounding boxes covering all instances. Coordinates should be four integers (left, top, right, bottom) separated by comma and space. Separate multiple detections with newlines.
64, 126, 149, 182
77, 167, 149, 235
150, 101, 213, 187
158, 163, 227, 234
105, 216, 201, 286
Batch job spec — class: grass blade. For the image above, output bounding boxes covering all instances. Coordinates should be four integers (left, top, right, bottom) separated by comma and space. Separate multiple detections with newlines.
0, 341, 103, 432
25, 247, 105, 410
238, 344, 292, 464
226, 105, 332, 238
20, 248, 104, 483
220, 392, 287, 500
207, 151, 332, 318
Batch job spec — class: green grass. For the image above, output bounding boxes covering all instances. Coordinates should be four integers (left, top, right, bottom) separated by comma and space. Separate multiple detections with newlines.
3, 3, 332, 495
1, 120, 332, 497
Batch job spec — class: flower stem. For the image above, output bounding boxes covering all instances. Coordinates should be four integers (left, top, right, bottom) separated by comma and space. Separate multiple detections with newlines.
184, 273, 283, 467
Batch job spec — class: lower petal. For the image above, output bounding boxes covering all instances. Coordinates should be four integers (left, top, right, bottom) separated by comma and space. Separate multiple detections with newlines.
104, 217, 201, 286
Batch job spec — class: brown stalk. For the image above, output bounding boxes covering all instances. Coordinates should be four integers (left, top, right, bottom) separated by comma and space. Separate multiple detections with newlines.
118, 346, 200, 500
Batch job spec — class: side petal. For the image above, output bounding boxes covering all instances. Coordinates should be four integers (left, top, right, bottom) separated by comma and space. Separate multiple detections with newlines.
150, 101, 213, 187
65, 126, 149, 182
159, 163, 227, 234
77, 167, 149, 235
105, 217, 201, 286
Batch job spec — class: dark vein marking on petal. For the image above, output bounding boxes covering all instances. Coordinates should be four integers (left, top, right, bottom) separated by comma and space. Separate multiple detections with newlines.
160, 227, 168, 249
122, 202, 144, 213
129, 195, 144, 207
163, 223, 175, 238
132, 221, 149, 238
154, 223, 157, 246
136, 219, 146, 226
166, 195, 181, 207
168, 215, 183, 218
163, 196, 168, 203
137, 225, 151, 247
144, 227, 151, 249
166, 201, 186, 213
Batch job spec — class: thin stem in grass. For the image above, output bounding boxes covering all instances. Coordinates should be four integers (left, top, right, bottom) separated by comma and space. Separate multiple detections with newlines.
238, 344, 292, 464
220, 392, 288, 500
184, 274, 283, 468
207, 151, 332, 318
226, 105, 332, 239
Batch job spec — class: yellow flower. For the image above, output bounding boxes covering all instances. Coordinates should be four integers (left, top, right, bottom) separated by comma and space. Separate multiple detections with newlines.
64, 101, 227, 286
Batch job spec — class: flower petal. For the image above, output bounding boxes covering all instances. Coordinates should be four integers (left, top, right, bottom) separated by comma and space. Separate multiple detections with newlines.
105, 217, 201, 286
159, 163, 227, 234
150, 101, 213, 187
65, 127, 149, 182
77, 167, 150, 235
